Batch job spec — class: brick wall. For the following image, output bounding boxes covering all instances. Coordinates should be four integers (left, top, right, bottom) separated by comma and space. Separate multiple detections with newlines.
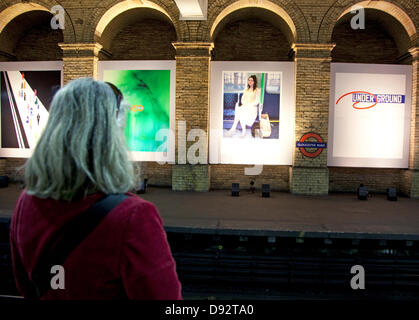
140, 162, 172, 187
400, 170, 412, 196
290, 45, 333, 195
0, 0, 417, 195
105, 19, 176, 60
410, 56, 419, 170
0, 158, 26, 182
61, 57, 98, 83
0, 159, 6, 176
0, 10, 62, 61
408, 51, 419, 197
329, 167, 404, 194
332, 20, 401, 64
290, 167, 329, 195
59, 43, 102, 83
411, 171, 419, 198
293, 46, 332, 169
409, 58, 419, 169
14, 25, 63, 61
172, 164, 210, 192
172, 43, 212, 191
213, 18, 291, 61
210, 165, 289, 191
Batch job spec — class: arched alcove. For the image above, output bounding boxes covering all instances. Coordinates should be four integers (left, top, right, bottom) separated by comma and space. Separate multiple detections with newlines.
318, 0, 417, 49
99, 8, 176, 60
332, 9, 412, 64
212, 7, 294, 61
0, 9, 63, 61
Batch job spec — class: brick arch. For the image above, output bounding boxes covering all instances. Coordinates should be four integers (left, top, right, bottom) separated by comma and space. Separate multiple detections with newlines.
208, 0, 311, 43
0, 1, 76, 42
0, 3, 48, 34
176, 20, 209, 42
89, 0, 180, 45
318, 0, 417, 45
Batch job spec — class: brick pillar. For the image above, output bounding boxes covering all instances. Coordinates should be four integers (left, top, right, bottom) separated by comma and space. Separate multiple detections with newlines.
290, 43, 335, 195
0, 158, 6, 176
58, 43, 102, 84
171, 42, 213, 192
405, 47, 419, 198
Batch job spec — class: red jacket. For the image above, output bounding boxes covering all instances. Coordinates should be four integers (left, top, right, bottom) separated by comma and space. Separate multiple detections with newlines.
10, 191, 182, 300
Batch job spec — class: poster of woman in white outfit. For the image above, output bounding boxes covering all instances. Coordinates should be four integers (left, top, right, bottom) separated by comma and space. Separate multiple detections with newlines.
226, 75, 260, 137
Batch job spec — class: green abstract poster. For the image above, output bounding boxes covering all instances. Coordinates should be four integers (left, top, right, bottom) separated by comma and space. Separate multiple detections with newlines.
103, 70, 171, 152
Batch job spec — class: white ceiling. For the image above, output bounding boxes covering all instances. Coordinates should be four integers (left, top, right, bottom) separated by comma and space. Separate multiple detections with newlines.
174, 0, 207, 20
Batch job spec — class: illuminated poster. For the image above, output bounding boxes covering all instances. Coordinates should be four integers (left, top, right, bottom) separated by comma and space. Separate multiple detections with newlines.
98, 61, 176, 162
0, 62, 62, 158
103, 70, 170, 151
223, 71, 280, 140
210, 62, 295, 165
328, 63, 412, 168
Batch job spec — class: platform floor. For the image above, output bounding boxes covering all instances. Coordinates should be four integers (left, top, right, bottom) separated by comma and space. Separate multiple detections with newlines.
1, 183, 419, 240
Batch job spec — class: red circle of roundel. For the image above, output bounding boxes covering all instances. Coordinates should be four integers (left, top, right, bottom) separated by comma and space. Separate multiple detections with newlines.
299, 132, 324, 158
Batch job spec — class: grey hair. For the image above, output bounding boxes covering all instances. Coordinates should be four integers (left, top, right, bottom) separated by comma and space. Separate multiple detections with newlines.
25, 77, 134, 201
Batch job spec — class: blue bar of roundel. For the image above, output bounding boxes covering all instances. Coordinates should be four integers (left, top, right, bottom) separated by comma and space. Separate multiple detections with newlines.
296, 142, 327, 148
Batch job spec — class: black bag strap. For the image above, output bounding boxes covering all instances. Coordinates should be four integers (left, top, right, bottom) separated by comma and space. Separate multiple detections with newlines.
30, 193, 129, 299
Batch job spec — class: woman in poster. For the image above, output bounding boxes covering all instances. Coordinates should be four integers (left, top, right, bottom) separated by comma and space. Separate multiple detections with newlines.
226, 75, 260, 138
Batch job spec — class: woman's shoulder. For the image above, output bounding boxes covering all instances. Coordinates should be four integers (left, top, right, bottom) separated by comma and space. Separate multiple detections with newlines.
115, 193, 165, 235
121, 192, 155, 206
116, 192, 162, 221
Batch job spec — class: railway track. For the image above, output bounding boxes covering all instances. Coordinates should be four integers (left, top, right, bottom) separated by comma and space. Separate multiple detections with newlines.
1, 219, 418, 300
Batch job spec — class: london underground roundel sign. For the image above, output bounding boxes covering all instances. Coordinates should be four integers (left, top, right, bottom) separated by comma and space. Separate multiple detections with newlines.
296, 132, 327, 158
